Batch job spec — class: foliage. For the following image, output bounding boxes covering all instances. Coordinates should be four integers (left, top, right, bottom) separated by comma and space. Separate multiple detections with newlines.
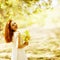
21, 30, 30, 42
0, 0, 58, 29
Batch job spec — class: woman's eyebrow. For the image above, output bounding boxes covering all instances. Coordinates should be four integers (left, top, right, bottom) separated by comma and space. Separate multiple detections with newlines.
12, 22, 16, 24
14, 22, 16, 24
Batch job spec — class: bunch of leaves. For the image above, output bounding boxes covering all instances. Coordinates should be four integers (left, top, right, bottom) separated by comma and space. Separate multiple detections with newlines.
21, 30, 31, 42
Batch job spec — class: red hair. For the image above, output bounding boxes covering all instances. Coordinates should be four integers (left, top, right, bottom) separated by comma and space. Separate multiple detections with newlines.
5, 20, 14, 43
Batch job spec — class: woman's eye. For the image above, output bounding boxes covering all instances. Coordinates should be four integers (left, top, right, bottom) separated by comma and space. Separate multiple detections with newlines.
12, 24, 15, 26
12, 23, 16, 26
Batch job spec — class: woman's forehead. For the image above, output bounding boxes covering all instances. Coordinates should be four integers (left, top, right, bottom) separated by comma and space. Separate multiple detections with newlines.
11, 21, 16, 24
11, 20, 18, 25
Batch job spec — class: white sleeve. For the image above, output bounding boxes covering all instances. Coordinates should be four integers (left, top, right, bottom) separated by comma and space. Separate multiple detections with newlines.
16, 31, 23, 48
12, 32, 19, 48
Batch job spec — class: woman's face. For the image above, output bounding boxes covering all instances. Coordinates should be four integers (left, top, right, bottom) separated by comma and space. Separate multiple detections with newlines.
10, 21, 18, 31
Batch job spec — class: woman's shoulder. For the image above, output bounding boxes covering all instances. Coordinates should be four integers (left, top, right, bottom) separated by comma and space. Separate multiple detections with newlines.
14, 30, 21, 36
13, 30, 20, 40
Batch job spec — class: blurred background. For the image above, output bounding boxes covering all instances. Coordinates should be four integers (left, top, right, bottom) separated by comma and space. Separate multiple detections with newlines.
0, 0, 60, 60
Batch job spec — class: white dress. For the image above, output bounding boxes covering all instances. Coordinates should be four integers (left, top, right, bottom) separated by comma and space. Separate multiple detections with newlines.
11, 31, 28, 60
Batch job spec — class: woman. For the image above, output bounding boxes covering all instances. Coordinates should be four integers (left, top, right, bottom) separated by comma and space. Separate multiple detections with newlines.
5, 20, 29, 60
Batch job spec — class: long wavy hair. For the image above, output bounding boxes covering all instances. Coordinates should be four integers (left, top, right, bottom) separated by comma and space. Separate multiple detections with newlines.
5, 20, 15, 43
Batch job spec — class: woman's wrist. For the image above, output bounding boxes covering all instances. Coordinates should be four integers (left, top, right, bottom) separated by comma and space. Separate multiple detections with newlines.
24, 41, 28, 45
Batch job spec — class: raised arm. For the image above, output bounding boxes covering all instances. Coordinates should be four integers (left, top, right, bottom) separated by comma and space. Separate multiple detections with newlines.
18, 32, 29, 49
